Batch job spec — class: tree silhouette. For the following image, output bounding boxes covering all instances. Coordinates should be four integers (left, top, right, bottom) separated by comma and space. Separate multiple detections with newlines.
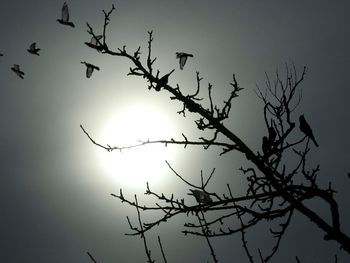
80, 5, 350, 263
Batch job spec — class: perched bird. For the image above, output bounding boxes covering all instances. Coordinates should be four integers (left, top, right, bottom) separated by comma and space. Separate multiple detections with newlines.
90, 35, 102, 46
176, 52, 193, 70
188, 189, 212, 205
262, 136, 269, 156
57, 2, 75, 28
262, 125, 277, 158
84, 35, 104, 52
81, 61, 100, 78
299, 114, 319, 147
11, 64, 25, 79
268, 126, 277, 144
155, 69, 175, 91
27, 42, 40, 56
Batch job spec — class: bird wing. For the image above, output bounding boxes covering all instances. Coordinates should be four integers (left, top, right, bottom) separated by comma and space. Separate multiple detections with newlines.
190, 190, 202, 203
86, 66, 94, 78
90, 37, 97, 45
176, 52, 182, 59
14, 71, 21, 78
29, 42, 36, 51
12, 65, 24, 78
300, 116, 311, 135
189, 189, 212, 204
179, 55, 187, 70
90, 35, 102, 45
299, 115, 319, 147
62, 2, 69, 22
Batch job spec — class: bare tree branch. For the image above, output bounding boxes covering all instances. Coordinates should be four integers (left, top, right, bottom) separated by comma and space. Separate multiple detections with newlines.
81, 5, 350, 262
87, 251, 99, 263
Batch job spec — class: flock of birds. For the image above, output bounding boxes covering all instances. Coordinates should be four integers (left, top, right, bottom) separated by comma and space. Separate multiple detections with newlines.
1, 2, 194, 80
262, 113, 319, 163
4, 43, 40, 79
1, 3, 319, 203
192, 114, 319, 205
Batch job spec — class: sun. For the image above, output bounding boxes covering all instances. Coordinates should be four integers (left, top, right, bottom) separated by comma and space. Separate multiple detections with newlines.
96, 104, 177, 189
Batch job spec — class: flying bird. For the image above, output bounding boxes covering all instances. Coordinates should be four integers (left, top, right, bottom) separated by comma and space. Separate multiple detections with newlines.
155, 69, 175, 91
11, 64, 25, 79
299, 114, 319, 147
81, 61, 100, 78
188, 189, 212, 205
57, 2, 75, 28
27, 42, 40, 56
176, 52, 193, 70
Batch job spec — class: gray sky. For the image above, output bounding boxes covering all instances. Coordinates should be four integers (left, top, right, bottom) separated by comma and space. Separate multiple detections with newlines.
1, 1, 350, 262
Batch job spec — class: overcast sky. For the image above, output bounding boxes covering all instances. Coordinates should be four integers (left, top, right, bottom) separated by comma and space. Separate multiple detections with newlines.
1, 1, 350, 262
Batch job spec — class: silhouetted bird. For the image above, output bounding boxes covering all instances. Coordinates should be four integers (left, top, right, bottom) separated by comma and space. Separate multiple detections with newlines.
176, 52, 193, 70
11, 64, 24, 79
57, 2, 75, 28
84, 35, 104, 52
188, 189, 212, 204
27, 42, 40, 56
262, 136, 269, 156
262, 125, 277, 158
299, 114, 319, 147
155, 69, 175, 91
90, 35, 102, 46
268, 126, 276, 144
81, 61, 100, 78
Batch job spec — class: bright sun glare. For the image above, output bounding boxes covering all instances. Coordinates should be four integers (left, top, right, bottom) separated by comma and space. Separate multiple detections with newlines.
97, 104, 177, 189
